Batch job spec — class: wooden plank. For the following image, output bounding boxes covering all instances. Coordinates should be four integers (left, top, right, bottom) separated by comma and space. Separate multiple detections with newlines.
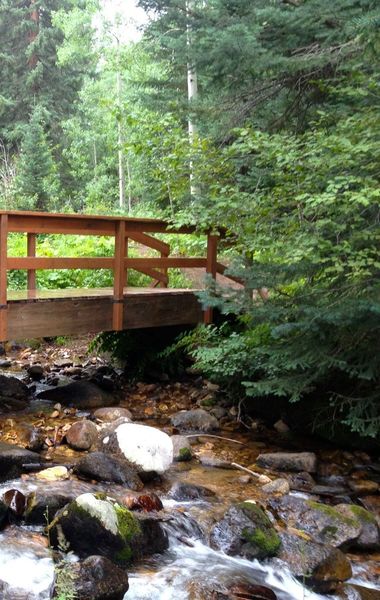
0, 214, 8, 340
133, 266, 168, 284
128, 231, 170, 255
204, 234, 218, 324
27, 233, 37, 296
7, 257, 114, 270
124, 257, 206, 269
6, 291, 203, 339
113, 220, 126, 330
216, 262, 244, 285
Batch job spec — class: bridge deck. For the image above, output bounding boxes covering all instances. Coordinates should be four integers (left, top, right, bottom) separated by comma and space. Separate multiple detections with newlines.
6, 287, 203, 340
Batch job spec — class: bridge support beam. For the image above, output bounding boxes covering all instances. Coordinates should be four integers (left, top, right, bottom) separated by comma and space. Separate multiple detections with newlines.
113, 220, 126, 330
0, 215, 8, 340
204, 234, 218, 324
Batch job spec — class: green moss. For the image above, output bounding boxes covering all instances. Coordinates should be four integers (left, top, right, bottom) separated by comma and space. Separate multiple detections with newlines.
349, 505, 377, 524
306, 501, 357, 527
200, 397, 216, 407
178, 447, 192, 461
242, 526, 281, 556
115, 504, 141, 542
115, 545, 133, 564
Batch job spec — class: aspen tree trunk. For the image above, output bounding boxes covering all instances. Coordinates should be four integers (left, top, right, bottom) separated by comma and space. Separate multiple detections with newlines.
115, 38, 126, 211
186, 0, 198, 197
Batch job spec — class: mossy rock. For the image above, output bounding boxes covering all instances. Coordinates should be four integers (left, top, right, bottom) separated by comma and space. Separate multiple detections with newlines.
47, 493, 168, 565
210, 501, 280, 560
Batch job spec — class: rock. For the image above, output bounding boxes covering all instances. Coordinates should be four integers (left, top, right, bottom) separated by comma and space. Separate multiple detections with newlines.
348, 479, 379, 495
210, 502, 280, 559
27, 364, 44, 380
269, 496, 362, 549
278, 531, 352, 593
256, 452, 317, 473
261, 478, 290, 495
209, 406, 227, 419
74, 452, 143, 491
69, 555, 129, 600
0, 374, 29, 412
0, 359, 11, 368
229, 584, 277, 600
14, 423, 44, 451
0, 441, 40, 482
93, 407, 132, 422
53, 358, 73, 368
287, 471, 316, 492
169, 481, 215, 501
122, 493, 163, 512
335, 504, 380, 550
336, 584, 380, 600
199, 453, 231, 469
2, 489, 26, 517
359, 496, 380, 527
66, 420, 99, 451
171, 435, 192, 461
48, 493, 168, 564
171, 409, 219, 432
273, 420, 290, 434
37, 380, 116, 409
36, 466, 69, 481
25, 489, 77, 524
101, 423, 173, 474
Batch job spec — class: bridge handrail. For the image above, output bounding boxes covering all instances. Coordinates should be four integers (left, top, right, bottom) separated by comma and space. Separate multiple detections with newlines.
0, 210, 229, 338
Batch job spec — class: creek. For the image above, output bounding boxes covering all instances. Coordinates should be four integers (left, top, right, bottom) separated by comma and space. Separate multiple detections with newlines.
0, 342, 378, 600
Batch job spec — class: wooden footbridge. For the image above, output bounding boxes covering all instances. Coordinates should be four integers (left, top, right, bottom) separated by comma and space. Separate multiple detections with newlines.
0, 211, 235, 341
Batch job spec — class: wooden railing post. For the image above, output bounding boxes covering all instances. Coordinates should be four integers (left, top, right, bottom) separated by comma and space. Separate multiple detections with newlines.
160, 247, 169, 288
0, 214, 8, 341
27, 232, 36, 298
204, 234, 218, 324
113, 220, 126, 331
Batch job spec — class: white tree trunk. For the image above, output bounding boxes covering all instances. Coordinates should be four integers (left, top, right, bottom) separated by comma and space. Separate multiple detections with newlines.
186, 0, 198, 197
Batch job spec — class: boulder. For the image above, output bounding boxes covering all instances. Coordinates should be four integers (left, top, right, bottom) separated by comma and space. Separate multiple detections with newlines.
36, 466, 69, 481
122, 493, 163, 512
14, 423, 44, 452
48, 493, 168, 564
335, 504, 380, 551
278, 531, 352, 593
261, 478, 290, 495
27, 365, 44, 380
68, 555, 129, 600
210, 502, 280, 559
25, 490, 77, 524
73, 452, 143, 491
256, 452, 317, 473
0, 441, 40, 482
66, 420, 99, 451
336, 584, 380, 599
0, 374, 29, 412
269, 496, 362, 549
37, 380, 116, 409
169, 481, 215, 501
171, 435, 192, 462
93, 407, 132, 422
101, 423, 173, 474
3, 489, 26, 518
171, 409, 219, 432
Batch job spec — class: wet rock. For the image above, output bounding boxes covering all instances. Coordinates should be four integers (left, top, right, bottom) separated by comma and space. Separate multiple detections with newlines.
74, 452, 143, 491
0, 441, 40, 482
101, 422, 173, 474
335, 504, 380, 550
278, 531, 352, 593
287, 471, 316, 492
169, 481, 215, 501
48, 493, 168, 564
0, 374, 29, 412
171, 409, 219, 432
0, 359, 11, 368
93, 407, 132, 422
261, 478, 290, 495
359, 496, 380, 527
15, 423, 44, 452
348, 480, 379, 495
256, 452, 317, 473
53, 358, 73, 369
66, 420, 99, 451
199, 453, 231, 469
3, 489, 26, 517
229, 583, 277, 600
27, 364, 44, 380
273, 420, 290, 434
269, 496, 362, 549
36, 466, 69, 481
336, 584, 380, 599
210, 502, 280, 559
171, 435, 192, 461
70, 555, 129, 600
25, 489, 77, 524
123, 493, 163, 512
209, 406, 228, 420
37, 380, 116, 409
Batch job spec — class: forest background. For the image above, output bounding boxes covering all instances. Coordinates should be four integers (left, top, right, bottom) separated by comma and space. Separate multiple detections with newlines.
0, 0, 379, 443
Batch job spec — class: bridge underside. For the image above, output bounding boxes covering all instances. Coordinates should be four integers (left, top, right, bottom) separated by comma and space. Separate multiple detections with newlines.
6, 288, 203, 340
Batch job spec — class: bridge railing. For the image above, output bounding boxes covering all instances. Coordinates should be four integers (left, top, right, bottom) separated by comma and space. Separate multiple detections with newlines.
0, 210, 233, 339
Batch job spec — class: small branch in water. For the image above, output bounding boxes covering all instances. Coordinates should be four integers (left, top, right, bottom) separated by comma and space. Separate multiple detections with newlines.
185, 434, 245, 445
231, 462, 270, 483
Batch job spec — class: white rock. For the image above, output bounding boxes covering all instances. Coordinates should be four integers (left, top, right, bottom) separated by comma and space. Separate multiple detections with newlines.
113, 423, 173, 473
75, 493, 118, 535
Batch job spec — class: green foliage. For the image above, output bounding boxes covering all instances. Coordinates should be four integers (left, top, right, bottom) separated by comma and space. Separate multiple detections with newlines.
53, 558, 78, 600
